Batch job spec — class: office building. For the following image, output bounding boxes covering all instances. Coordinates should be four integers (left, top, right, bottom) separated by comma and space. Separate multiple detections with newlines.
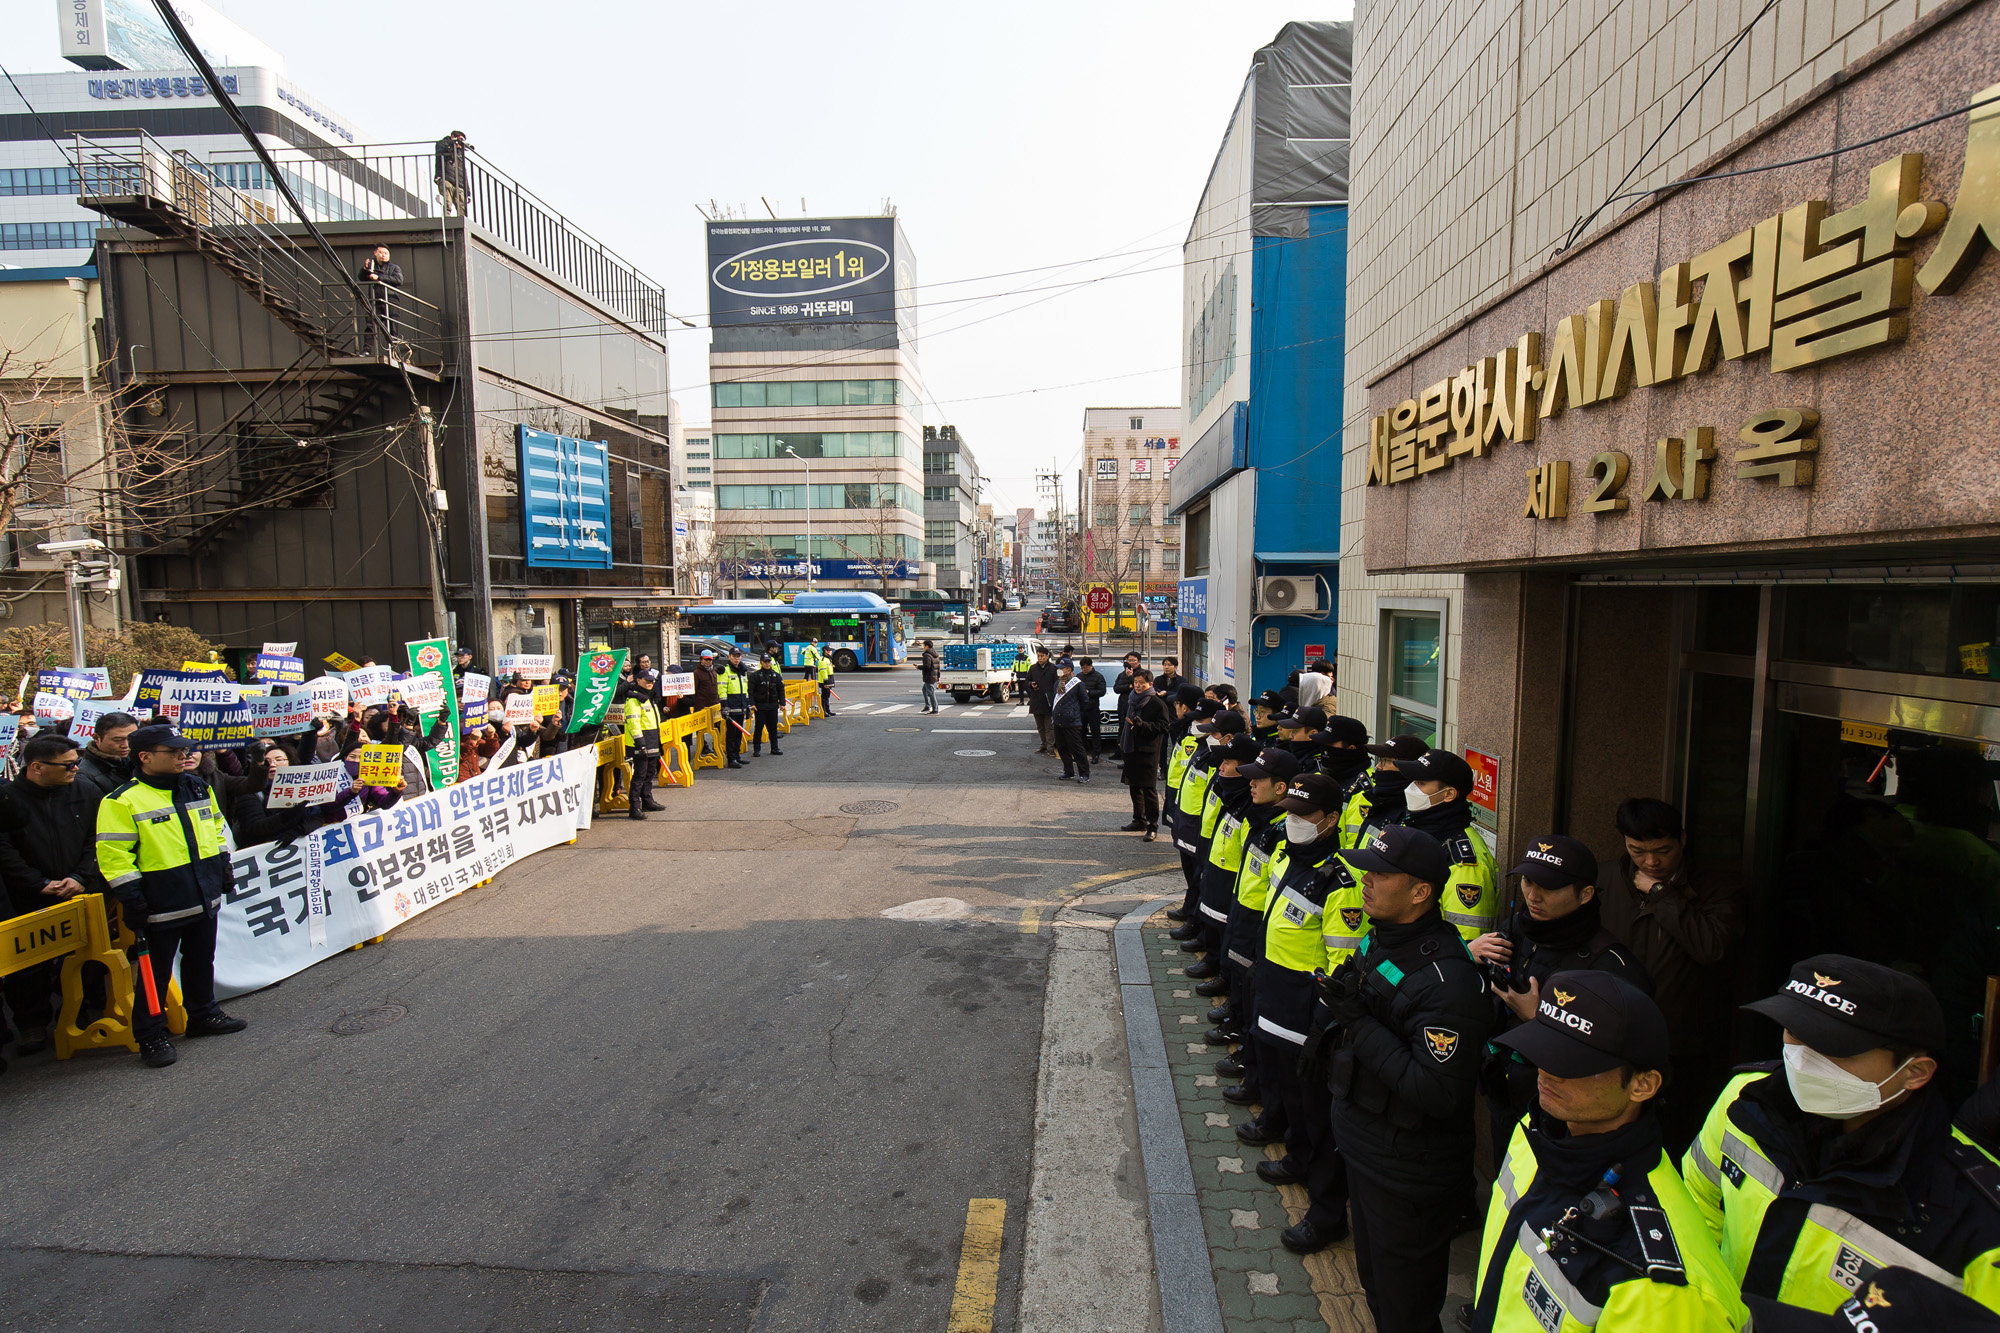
1080, 407, 1182, 632
921, 424, 982, 595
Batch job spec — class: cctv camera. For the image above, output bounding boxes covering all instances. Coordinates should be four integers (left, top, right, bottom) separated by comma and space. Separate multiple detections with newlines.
35, 538, 107, 556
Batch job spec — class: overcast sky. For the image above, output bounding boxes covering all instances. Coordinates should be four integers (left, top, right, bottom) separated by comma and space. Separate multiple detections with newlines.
6, 0, 1353, 514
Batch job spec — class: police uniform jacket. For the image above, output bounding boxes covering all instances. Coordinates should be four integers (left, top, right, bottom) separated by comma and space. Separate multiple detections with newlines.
1473, 1111, 1747, 1332
1253, 830, 1349, 1045
1340, 769, 1409, 850
748, 667, 787, 709
1684, 1071, 2000, 1315
1172, 745, 1218, 855
1224, 805, 1289, 970
94, 772, 232, 929
1197, 774, 1255, 922
1405, 798, 1503, 941
1326, 908, 1495, 1196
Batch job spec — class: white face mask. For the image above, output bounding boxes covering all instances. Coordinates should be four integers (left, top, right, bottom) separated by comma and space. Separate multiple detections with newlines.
1206, 735, 1223, 748
1404, 783, 1436, 813
1782, 1043, 1914, 1120
1284, 814, 1320, 843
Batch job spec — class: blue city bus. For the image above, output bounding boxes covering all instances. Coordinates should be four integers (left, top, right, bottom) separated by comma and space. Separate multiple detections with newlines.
680, 591, 907, 671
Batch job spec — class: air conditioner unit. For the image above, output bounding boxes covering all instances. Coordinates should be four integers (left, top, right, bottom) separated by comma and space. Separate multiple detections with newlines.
1256, 575, 1319, 616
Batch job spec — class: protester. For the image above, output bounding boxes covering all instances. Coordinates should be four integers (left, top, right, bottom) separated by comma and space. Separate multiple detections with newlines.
0, 733, 109, 1060
226, 742, 347, 845
75, 711, 136, 798
1050, 659, 1090, 782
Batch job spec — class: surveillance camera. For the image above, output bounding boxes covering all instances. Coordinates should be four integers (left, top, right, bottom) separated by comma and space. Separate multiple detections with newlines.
35, 538, 107, 556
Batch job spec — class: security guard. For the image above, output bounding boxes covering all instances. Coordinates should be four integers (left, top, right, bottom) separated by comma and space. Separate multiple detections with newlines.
95, 723, 248, 1068
1683, 955, 2000, 1315
1340, 733, 1429, 849
1323, 824, 1494, 1332
620, 679, 664, 819
719, 647, 752, 768
1399, 748, 1501, 941
1178, 711, 1245, 983
1471, 970, 1747, 1332
1215, 746, 1299, 1106
1241, 771, 1356, 1255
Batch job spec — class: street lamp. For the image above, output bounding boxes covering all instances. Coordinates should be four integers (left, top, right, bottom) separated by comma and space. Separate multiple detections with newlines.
781, 445, 812, 592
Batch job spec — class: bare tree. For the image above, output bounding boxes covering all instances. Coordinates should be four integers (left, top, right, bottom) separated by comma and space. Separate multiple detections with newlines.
711, 507, 805, 599
828, 495, 913, 598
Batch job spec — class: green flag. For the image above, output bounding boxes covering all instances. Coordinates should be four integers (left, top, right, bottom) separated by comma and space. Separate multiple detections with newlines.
567, 647, 627, 734
404, 637, 462, 790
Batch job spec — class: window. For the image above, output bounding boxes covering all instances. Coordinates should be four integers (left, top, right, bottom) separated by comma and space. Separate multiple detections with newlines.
712, 379, 904, 408
0, 167, 79, 197
1131, 549, 1150, 572
1379, 604, 1445, 747
716, 484, 804, 509
686, 450, 710, 461
0, 222, 94, 250
689, 479, 711, 489
714, 432, 908, 460
1129, 504, 1151, 526
688, 466, 710, 476
923, 452, 957, 474
925, 484, 957, 502
1163, 513, 1180, 527
1095, 458, 1118, 478
1130, 417, 1144, 430
1186, 506, 1210, 573
1162, 548, 1180, 571
1092, 503, 1115, 525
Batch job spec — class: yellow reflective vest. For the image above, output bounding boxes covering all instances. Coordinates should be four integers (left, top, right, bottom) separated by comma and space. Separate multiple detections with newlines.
1166, 731, 1199, 790
1438, 827, 1501, 941
1319, 852, 1371, 968
95, 774, 231, 926
817, 652, 835, 683
1477, 1119, 1747, 1332
1233, 808, 1288, 913
623, 697, 662, 751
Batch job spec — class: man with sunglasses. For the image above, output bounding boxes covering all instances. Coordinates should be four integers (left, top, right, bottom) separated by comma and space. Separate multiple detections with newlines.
96, 723, 247, 1068
0, 733, 109, 1060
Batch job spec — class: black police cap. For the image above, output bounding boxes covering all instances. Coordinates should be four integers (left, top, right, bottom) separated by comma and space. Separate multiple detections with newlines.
1511, 833, 1598, 889
1344, 825, 1450, 890
1742, 954, 1947, 1058
1239, 748, 1303, 783
1405, 747, 1475, 796
1364, 733, 1430, 761
1495, 970, 1671, 1078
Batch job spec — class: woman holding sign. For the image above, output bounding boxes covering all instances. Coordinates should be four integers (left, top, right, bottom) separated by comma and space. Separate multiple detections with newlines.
227, 743, 350, 844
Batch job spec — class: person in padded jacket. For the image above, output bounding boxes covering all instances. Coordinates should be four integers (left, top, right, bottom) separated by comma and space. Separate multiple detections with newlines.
227, 741, 350, 845
0, 731, 110, 1057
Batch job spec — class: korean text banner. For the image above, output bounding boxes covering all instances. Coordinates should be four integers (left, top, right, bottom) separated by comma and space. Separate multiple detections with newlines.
405, 639, 461, 791
567, 648, 625, 734
213, 749, 597, 997
133, 668, 206, 715
706, 217, 901, 330
36, 668, 102, 701
179, 701, 255, 750
251, 653, 305, 685
497, 654, 556, 679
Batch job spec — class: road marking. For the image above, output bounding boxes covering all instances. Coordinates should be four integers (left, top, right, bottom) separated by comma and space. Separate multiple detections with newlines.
1018, 904, 1046, 934
874, 703, 912, 714
932, 728, 1038, 733
840, 703, 875, 712
1073, 864, 1180, 889
946, 1198, 1007, 1333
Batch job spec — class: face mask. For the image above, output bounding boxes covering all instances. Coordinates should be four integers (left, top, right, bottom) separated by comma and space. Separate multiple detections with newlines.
1782, 1042, 1914, 1120
1404, 784, 1436, 813
1206, 735, 1223, 748
1284, 814, 1320, 843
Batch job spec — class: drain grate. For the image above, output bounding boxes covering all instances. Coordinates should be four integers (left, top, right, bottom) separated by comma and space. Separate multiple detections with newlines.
840, 799, 900, 815
330, 1005, 407, 1036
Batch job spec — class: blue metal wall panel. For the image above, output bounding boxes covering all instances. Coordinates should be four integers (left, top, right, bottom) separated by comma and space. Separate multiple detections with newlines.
1247, 206, 1347, 557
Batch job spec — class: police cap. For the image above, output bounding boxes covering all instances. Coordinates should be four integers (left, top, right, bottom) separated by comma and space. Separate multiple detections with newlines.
129, 723, 191, 752
1344, 825, 1450, 890
1273, 705, 1328, 732
1197, 711, 1248, 736
1742, 954, 1946, 1058
1404, 747, 1475, 796
1238, 748, 1302, 783
1275, 772, 1344, 816
1364, 733, 1430, 761
1495, 970, 1671, 1078
1216, 734, 1260, 763
1316, 715, 1369, 748
1510, 833, 1597, 889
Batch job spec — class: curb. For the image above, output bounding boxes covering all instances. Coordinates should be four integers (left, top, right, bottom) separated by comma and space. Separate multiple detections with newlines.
1115, 895, 1225, 1333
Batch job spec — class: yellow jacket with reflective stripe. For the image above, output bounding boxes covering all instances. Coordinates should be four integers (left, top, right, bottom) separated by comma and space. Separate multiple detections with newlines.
1166, 732, 1199, 790
1438, 827, 1501, 941
1338, 784, 1373, 850
817, 652, 835, 682
1263, 844, 1348, 974
1682, 1071, 2000, 1316
717, 665, 749, 699
1319, 852, 1371, 969
95, 774, 231, 925
1233, 808, 1288, 913
623, 697, 662, 746
1477, 1120, 1747, 1332
1177, 754, 1216, 819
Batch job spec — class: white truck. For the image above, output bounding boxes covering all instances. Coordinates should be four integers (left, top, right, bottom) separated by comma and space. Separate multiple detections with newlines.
939, 639, 1029, 704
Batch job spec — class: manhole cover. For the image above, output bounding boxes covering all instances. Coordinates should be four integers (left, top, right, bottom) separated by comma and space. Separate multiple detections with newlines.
840, 799, 900, 815
330, 1005, 407, 1036
954, 749, 996, 757
886, 726, 921, 732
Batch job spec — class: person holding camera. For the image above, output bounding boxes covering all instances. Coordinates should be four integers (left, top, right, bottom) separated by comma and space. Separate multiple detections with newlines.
1470, 834, 1652, 1161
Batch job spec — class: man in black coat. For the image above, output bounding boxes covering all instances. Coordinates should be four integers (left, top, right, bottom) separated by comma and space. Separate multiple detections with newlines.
747, 654, 787, 756
1120, 669, 1168, 838
1076, 656, 1108, 761
1025, 647, 1058, 755
1111, 652, 1141, 758
75, 711, 136, 798
0, 732, 109, 1056
357, 245, 405, 355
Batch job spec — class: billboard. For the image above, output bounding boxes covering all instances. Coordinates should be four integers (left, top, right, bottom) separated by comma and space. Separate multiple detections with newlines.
516, 426, 612, 570
59, 0, 285, 73
706, 217, 907, 332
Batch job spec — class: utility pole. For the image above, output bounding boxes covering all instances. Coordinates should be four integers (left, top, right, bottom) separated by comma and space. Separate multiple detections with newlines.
417, 406, 450, 640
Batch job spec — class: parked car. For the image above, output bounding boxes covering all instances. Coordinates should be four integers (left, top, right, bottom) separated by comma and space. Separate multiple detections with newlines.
1041, 603, 1078, 632
1004, 596, 1022, 610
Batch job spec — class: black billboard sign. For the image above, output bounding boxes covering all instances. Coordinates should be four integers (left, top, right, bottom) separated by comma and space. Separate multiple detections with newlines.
706, 218, 899, 327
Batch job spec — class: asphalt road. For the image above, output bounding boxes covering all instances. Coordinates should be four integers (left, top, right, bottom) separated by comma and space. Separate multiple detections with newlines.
0, 631, 1174, 1333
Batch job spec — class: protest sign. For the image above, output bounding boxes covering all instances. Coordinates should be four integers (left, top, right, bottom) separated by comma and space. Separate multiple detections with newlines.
356, 743, 404, 786
35, 668, 100, 701
262, 641, 296, 656
397, 671, 447, 714
324, 651, 361, 672
0, 716, 19, 755
566, 649, 626, 734
182, 660, 227, 675
660, 671, 695, 697
133, 669, 203, 716
404, 639, 461, 791
33, 692, 74, 724
531, 684, 560, 718
245, 693, 315, 737
212, 748, 596, 997
458, 671, 490, 706
503, 693, 535, 725
485, 735, 517, 770
178, 701, 255, 751
68, 698, 121, 742
158, 677, 240, 723
302, 675, 349, 718
265, 761, 350, 809
497, 653, 556, 679
251, 653, 305, 685
345, 665, 392, 708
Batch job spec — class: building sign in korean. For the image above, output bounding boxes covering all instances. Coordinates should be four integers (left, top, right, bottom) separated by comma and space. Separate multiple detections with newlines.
1177, 578, 1209, 632
516, 426, 611, 570
1131, 458, 1152, 476
721, 557, 915, 582
706, 217, 899, 328
1466, 748, 1499, 813
86, 72, 238, 99
1366, 102, 2000, 522
1096, 458, 1118, 477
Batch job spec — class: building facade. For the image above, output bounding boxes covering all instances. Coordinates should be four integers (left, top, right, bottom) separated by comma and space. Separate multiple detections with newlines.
1079, 407, 1182, 633
921, 424, 982, 595
1348, 0, 2000, 1078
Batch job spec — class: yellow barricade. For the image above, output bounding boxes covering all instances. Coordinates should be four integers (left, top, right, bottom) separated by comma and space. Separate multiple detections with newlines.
593, 733, 633, 815
689, 704, 726, 770
2, 893, 186, 1058
658, 714, 695, 788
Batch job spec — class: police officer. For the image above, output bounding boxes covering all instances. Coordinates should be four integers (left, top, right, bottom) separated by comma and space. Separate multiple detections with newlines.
1179, 711, 1246, 983
1742, 1266, 2000, 1332
1239, 771, 1355, 1255
798, 639, 822, 684
1166, 698, 1225, 939
748, 653, 786, 756
1196, 734, 1262, 1038
1312, 714, 1371, 791
1268, 705, 1328, 765
815, 642, 836, 715
95, 723, 247, 1068
1341, 733, 1429, 848
1683, 955, 2000, 1315
719, 647, 752, 768
620, 678, 665, 819
1215, 746, 1299, 1107
1472, 835, 1653, 1154
1471, 971, 1747, 1332
1322, 824, 1494, 1332
1398, 748, 1500, 941
1162, 691, 1213, 920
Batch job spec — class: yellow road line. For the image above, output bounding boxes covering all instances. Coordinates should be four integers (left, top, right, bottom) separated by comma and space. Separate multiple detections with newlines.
1072, 863, 1177, 890
945, 1197, 1006, 1333
1018, 905, 1046, 934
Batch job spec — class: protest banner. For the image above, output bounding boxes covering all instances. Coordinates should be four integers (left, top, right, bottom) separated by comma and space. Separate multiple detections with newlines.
345, 665, 392, 708
486, 735, 517, 770
68, 698, 120, 742
497, 653, 556, 679
251, 653, 305, 685
178, 701, 255, 751
0, 715, 20, 756
324, 651, 361, 672
566, 649, 626, 733
531, 683, 560, 718
404, 639, 461, 791
265, 761, 350, 809
133, 668, 204, 716
660, 672, 695, 697
458, 671, 490, 706
158, 677, 240, 722
182, 660, 227, 675
212, 748, 596, 995
262, 641, 296, 656
357, 743, 404, 786
397, 671, 447, 714
302, 675, 349, 718
35, 668, 100, 701
33, 692, 74, 724
245, 693, 315, 737
503, 693, 535, 725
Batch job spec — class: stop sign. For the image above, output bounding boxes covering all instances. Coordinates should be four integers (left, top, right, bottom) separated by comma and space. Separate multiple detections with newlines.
1086, 587, 1114, 614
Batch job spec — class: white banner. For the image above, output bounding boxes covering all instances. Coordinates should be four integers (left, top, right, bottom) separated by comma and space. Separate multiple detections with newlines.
503, 693, 535, 725
68, 698, 120, 741
497, 654, 556, 679
215, 748, 597, 997
458, 671, 490, 705
262, 641, 297, 656
159, 678, 240, 722
345, 665, 392, 708
303, 675, 349, 717
33, 692, 74, 724
265, 760, 350, 809
245, 693, 316, 737
660, 672, 695, 696
397, 671, 447, 714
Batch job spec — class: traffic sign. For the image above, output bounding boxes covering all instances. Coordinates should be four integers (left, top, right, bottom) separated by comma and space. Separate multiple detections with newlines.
1085, 586, 1114, 614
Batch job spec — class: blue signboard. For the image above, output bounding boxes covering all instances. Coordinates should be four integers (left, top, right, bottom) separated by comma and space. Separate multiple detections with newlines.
1177, 578, 1209, 632
517, 426, 611, 570
722, 557, 915, 582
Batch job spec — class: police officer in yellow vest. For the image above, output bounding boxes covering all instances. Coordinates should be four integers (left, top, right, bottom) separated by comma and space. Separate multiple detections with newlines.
1195, 734, 1261, 1010
620, 679, 664, 819
719, 646, 752, 768
815, 642, 836, 716
1161, 688, 1211, 866
799, 641, 822, 682
95, 723, 248, 1068
1683, 955, 2000, 1317
1399, 748, 1501, 942
1472, 970, 1747, 1332
1213, 747, 1298, 1107
1178, 710, 1244, 983
1340, 733, 1429, 849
